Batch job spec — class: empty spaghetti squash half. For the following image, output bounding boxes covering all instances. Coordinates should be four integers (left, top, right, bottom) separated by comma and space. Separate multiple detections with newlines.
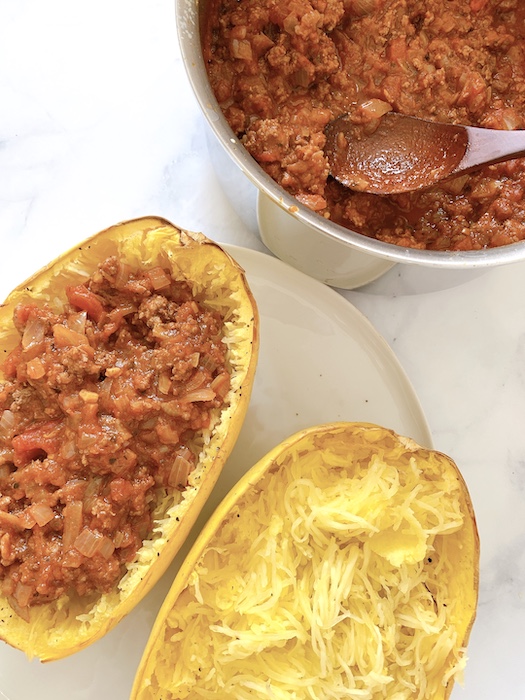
0, 216, 259, 660
132, 422, 479, 700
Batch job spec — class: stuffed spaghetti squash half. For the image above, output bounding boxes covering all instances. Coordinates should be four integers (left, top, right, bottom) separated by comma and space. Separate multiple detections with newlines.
132, 422, 479, 700
0, 216, 259, 660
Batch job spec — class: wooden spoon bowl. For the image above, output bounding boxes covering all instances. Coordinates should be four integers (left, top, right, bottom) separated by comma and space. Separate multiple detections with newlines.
324, 112, 525, 195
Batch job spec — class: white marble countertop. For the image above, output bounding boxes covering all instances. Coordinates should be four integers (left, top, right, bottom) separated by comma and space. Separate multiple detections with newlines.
0, 1, 524, 699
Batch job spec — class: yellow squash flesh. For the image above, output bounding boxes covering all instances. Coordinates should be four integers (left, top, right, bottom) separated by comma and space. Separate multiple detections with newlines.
0, 216, 259, 661
132, 422, 479, 700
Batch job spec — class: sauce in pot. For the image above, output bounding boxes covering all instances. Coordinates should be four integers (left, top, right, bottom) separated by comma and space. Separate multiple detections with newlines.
204, 0, 525, 251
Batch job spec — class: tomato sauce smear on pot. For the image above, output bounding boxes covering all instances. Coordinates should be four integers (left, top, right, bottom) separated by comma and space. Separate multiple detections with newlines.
0, 257, 230, 618
203, 0, 525, 251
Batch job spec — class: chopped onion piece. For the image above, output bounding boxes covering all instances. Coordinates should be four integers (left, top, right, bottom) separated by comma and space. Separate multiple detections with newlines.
117, 302, 136, 316
98, 376, 114, 403
211, 372, 230, 399
201, 354, 217, 372
360, 98, 392, 119
73, 528, 102, 558
66, 311, 88, 334
351, 0, 380, 14
13, 582, 32, 609
115, 261, 132, 289
62, 500, 83, 549
160, 401, 183, 417
97, 536, 116, 560
113, 530, 125, 548
79, 389, 99, 404
179, 446, 193, 461
158, 372, 172, 395
76, 429, 100, 450
181, 388, 216, 403
26, 357, 46, 380
21, 317, 45, 351
231, 37, 253, 61
61, 549, 82, 569
28, 503, 55, 527
53, 324, 90, 348
168, 455, 191, 489
19, 510, 37, 529
189, 352, 200, 368
185, 370, 207, 392
60, 437, 78, 460
441, 174, 470, 195
0, 409, 15, 435
146, 266, 171, 290
83, 477, 103, 512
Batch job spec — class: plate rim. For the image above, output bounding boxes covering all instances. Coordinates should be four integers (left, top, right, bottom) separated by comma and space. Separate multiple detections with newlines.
223, 241, 433, 449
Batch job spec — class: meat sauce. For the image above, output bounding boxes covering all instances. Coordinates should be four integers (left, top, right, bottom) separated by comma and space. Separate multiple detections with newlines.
0, 257, 230, 615
204, 0, 525, 251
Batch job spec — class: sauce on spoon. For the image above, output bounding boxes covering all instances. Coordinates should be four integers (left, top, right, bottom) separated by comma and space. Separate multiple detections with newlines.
324, 112, 525, 195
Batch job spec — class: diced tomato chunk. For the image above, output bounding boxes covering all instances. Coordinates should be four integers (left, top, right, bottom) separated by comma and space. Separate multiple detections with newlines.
66, 285, 105, 323
470, 0, 488, 11
12, 420, 62, 467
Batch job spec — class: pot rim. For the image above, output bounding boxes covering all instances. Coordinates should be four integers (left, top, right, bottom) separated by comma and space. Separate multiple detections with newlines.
175, 0, 525, 269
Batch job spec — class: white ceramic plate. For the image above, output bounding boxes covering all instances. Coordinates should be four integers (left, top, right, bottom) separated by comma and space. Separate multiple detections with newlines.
0, 245, 431, 700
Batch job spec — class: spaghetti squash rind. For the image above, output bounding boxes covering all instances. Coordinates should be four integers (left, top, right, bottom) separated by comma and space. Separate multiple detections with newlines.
0, 216, 259, 660
131, 422, 478, 700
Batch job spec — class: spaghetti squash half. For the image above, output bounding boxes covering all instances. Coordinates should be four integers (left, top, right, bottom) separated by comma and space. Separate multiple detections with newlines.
0, 216, 259, 660
132, 422, 478, 700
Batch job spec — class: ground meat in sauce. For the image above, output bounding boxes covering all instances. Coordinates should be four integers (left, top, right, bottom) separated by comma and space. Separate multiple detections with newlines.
203, 0, 525, 251
0, 257, 230, 614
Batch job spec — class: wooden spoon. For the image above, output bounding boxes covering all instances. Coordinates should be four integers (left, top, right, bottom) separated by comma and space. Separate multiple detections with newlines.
324, 112, 525, 195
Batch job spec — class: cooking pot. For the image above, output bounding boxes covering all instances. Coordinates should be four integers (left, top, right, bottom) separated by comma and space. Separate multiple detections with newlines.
175, 0, 525, 288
